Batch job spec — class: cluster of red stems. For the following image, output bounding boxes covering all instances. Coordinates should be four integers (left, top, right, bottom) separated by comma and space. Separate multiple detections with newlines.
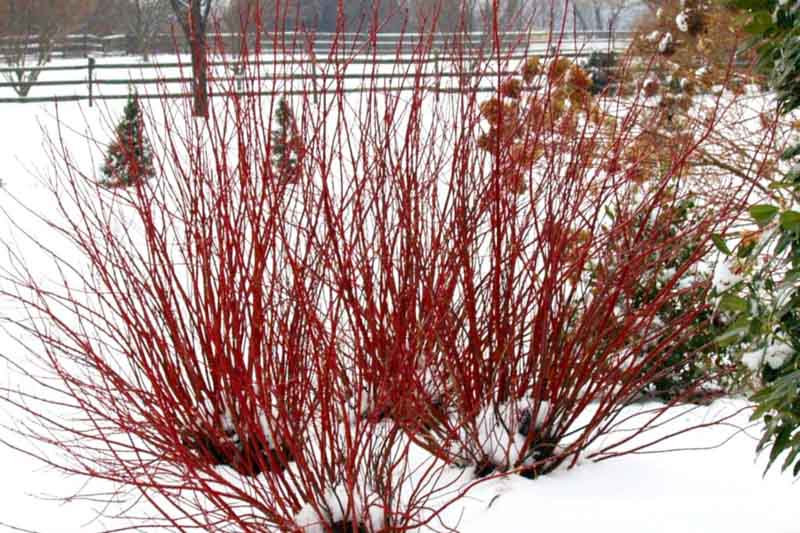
0, 3, 767, 532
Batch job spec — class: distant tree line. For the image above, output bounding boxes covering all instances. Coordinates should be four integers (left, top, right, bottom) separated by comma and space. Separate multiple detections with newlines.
2, 1, 644, 43
221, 0, 520, 35
221, 0, 643, 35
0, 0, 99, 95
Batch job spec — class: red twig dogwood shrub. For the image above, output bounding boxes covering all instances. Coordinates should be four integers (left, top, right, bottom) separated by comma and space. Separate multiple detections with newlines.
0, 1, 774, 531
0, 5, 505, 532
308, 41, 765, 479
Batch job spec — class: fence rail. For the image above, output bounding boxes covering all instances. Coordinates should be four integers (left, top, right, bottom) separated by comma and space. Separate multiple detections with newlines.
0, 32, 631, 105
0, 30, 634, 59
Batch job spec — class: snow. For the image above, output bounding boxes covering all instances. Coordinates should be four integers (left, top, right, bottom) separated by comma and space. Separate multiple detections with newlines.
440, 400, 798, 533
742, 341, 794, 371
676, 11, 691, 33
712, 261, 742, 292
294, 485, 354, 533
458, 429, 795, 533
6, 400, 794, 532
346, 385, 374, 423
658, 33, 673, 55
294, 484, 384, 533
765, 342, 794, 369
257, 404, 282, 449
741, 349, 765, 372
642, 73, 660, 96
294, 501, 327, 532
0, 59, 798, 533
461, 399, 551, 469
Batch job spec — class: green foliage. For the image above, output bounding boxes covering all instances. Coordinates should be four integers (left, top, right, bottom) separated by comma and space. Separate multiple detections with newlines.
714, 206, 800, 476
270, 96, 302, 184
641, 201, 740, 401
749, 204, 779, 225
712, 233, 732, 255
751, 369, 800, 476
583, 50, 617, 95
99, 92, 155, 188
595, 196, 741, 402
716, 0, 800, 477
729, 0, 800, 112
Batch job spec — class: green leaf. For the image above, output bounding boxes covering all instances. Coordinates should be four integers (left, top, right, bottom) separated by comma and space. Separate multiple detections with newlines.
780, 210, 800, 232
729, 0, 774, 11
775, 231, 793, 256
782, 269, 800, 286
714, 316, 750, 347
738, 239, 756, 258
781, 436, 800, 472
783, 165, 800, 189
751, 399, 774, 421
744, 11, 775, 35
749, 316, 764, 336
750, 204, 779, 226
780, 142, 800, 161
719, 294, 749, 313
767, 425, 793, 473
711, 233, 731, 255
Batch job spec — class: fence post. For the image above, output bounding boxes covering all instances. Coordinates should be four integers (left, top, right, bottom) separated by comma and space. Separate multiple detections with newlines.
434, 50, 442, 97
88, 57, 96, 107
310, 51, 318, 105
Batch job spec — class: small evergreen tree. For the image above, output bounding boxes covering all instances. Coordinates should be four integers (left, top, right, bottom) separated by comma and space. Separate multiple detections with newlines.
100, 92, 155, 188
584, 50, 618, 95
270, 96, 302, 185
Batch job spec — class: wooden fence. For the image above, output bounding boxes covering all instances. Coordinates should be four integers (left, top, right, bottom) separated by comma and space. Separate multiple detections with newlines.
0, 31, 632, 105
0, 30, 634, 58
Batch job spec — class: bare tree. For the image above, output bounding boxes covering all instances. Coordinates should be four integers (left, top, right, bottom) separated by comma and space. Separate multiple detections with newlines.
478, 0, 536, 32
128, 0, 172, 61
228, 1, 418, 35
411, 0, 478, 33
222, 0, 254, 57
169, 0, 212, 117
0, 0, 97, 96
236, 0, 322, 32
572, 0, 640, 32
84, 0, 130, 34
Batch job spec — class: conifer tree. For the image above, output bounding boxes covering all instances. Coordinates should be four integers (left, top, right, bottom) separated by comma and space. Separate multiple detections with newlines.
100, 92, 155, 188
270, 96, 302, 184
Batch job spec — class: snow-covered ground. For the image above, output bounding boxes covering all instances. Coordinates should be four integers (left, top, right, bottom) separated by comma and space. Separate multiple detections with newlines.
455, 400, 797, 533
0, 394, 796, 532
0, 63, 797, 533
